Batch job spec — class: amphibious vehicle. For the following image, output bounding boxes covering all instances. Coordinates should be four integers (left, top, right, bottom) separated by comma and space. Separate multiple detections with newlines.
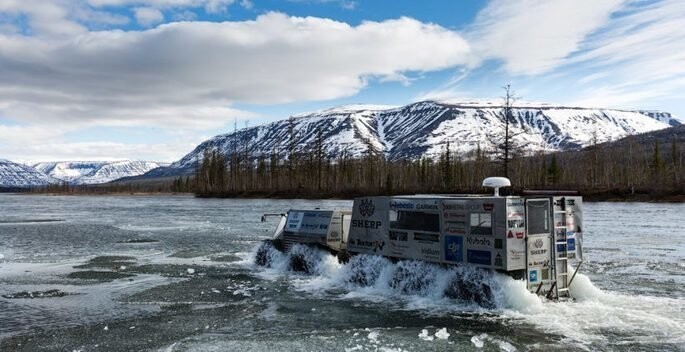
260, 177, 584, 300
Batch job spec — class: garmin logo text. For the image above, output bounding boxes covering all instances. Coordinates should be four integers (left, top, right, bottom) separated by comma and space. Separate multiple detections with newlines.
416, 203, 438, 210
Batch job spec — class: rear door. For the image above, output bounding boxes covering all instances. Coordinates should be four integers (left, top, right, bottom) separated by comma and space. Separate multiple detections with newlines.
525, 199, 553, 294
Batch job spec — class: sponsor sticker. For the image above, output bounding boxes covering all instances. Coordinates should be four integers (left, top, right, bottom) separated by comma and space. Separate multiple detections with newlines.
507, 219, 525, 229
351, 219, 382, 229
444, 235, 463, 262
567, 238, 576, 251
414, 232, 439, 242
516, 232, 525, 239
467, 249, 491, 265
529, 269, 539, 283
359, 199, 375, 217
467, 236, 492, 247
529, 238, 548, 256
442, 202, 466, 211
556, 244, 567, 253
529, 258, 550, 268
389, 231, 408, 241
416, 203, 439, 211
507, 230, 514, 238
509, 249, 525, 261
353, 239, 385, 252
494, 252, 503, 267
444, 220, 466, 228
389, 201, 414, 210
445, 227, 466, 234
507, 199, 524, 206
420, 247, 440, 261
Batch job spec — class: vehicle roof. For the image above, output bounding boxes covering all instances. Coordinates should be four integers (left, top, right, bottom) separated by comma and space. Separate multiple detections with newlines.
362, 194, 522, 200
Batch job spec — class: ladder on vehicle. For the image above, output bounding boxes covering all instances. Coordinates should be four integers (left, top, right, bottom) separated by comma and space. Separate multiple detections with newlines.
551, 207, 571, 299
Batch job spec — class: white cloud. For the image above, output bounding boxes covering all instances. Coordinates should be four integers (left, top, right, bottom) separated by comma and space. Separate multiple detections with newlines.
571, 1, 685, 83
0, 124, 73, 146
468, 0, 625, 75
0, 0, 87, 36
413, 69, 471, 102
0, 23, 19, 35
239, 0, 253, 10
0, 11, 474, 161
0, 13, 473, 125
558, 0, 685, 111
88, 0, 236, 13
8, 141, 199, 163
289, 0, 356, 10
134, 7, 164, 26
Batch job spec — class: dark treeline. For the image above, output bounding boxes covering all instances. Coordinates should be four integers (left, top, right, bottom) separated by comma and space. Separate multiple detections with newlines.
190, 127, 684, 200
21, 126, 683, 201
26, 178, 178, 194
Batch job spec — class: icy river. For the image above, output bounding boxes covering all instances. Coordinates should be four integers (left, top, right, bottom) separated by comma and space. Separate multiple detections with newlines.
0, 194, 683, 351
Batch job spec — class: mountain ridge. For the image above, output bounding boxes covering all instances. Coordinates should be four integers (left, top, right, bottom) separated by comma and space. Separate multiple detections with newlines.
147, 99, 679, 177
33, 160, 166, 185
0, 159, 59, 188
0, 160, 166, 188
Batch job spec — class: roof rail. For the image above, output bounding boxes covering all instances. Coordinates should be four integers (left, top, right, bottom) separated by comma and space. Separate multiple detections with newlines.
521, 190, 580, 196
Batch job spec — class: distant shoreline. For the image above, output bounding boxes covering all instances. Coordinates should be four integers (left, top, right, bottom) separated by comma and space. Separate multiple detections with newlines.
1, 191, 193, 197
3, 189, 683, 203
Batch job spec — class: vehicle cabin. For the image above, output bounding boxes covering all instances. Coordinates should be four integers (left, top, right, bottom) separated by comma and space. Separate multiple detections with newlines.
268, 178, 584, 299
345, 194, 583, 298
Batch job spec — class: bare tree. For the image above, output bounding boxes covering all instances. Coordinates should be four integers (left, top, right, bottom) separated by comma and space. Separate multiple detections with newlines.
489, 84, 523, 178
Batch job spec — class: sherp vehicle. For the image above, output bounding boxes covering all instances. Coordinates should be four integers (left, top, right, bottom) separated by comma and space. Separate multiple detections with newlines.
259, 177, 584, 300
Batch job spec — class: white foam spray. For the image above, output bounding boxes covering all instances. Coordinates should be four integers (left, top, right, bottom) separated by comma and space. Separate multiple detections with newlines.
250, 243, 685, 348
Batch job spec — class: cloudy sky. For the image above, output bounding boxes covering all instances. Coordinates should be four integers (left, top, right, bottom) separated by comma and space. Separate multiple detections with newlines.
1, 0, 683, 163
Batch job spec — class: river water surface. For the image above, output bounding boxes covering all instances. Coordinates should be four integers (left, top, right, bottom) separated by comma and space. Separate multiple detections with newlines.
0, 194, 683, 351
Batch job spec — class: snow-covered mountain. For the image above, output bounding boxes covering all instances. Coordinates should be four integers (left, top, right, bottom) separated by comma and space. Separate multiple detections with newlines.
149, 100, 679, 176
33, 160, 165, 184
637, 110, 680, 126
0, 159, 58, 188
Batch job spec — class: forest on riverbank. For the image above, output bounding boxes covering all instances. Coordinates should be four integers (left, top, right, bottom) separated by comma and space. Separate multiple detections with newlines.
181, 124, 684, 201
20, 124, 684, 202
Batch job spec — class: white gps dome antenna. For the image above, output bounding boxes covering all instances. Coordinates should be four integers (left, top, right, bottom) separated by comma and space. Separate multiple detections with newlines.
482, 177, 511, 197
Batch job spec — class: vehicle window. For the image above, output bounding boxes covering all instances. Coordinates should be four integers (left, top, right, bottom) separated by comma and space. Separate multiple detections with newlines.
470, 212, 492, 235
527, 200, 550, 234
389, 210, 440, 232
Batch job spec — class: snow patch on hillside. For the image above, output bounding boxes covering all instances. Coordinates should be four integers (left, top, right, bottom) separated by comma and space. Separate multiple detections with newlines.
0, 160, 57, 187
155, 100, 679, 175
32, 160, 165, 184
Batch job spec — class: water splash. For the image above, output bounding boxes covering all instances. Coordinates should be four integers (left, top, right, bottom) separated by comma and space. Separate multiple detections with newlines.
253, 243, 529, 309
253, 241, 335, 275
251, 242, 685, 348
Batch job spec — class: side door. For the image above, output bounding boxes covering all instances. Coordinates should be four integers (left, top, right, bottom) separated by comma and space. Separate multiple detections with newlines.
525, 199, 554, 295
